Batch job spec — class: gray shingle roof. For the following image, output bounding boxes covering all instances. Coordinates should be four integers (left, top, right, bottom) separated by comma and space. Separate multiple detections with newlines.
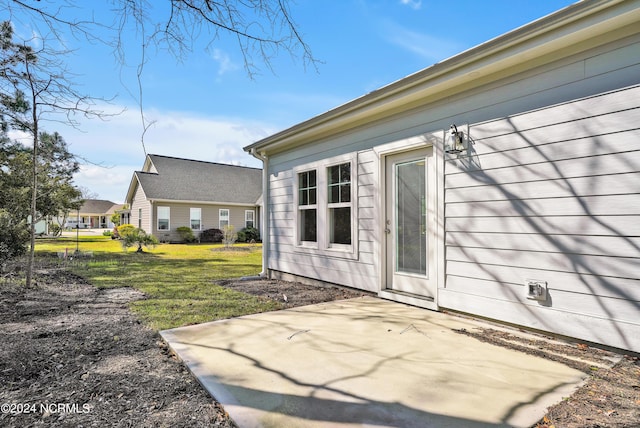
134, 154, 262, 205
79, 199, 118, 214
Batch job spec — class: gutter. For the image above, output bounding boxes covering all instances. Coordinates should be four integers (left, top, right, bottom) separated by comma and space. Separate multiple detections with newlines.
249, 148, 269, 278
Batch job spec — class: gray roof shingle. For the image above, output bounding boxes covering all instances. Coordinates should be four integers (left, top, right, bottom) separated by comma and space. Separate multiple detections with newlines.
134, 154, 262, 205
79, 199, 119, 214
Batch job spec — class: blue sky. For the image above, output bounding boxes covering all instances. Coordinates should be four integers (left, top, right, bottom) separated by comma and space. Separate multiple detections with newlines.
8, 0, 576, 203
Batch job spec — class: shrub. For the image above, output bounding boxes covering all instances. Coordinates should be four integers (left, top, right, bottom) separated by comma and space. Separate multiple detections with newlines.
199, 228, 223, 243
120, 228, 159, 253
222, 225, 237, 248
177, 226, 196, 243
48, 223, 62, 237
117, 224, 136, 238
102, 230, 113, 237
0, 210, 28, 268
237, 227, 260, 243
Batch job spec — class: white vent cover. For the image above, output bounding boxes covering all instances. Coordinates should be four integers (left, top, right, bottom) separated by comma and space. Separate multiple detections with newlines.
526, 279, 547, 301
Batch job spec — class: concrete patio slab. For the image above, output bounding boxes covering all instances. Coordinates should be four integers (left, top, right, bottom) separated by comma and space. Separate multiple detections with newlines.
160, 297, 586, 428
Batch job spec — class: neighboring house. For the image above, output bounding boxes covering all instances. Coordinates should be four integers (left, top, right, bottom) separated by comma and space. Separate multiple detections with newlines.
125, 154, 262, 242
66, 199, 120, 229
245, 0, 640, 353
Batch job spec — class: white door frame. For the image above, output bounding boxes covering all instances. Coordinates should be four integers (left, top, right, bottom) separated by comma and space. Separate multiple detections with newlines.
375, 131, 444, 311
384, 147, 436, 297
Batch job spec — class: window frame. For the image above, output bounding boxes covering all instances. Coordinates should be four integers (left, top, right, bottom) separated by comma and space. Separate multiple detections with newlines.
219, 208, 230, 229
326, 161, 352, 248
190, 208, 202, 231
245, 210, 255, 229
292, 154, 357, 258
157, 206, 170, 231
296, 168, 318, 247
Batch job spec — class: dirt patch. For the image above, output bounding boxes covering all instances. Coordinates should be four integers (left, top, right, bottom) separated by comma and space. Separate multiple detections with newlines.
1, 270, 638, 427
216, 278, 373, 307
0, 269, 234, 428
452, 327, 640, 427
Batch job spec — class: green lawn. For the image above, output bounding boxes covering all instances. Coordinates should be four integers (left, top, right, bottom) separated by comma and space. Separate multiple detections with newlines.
35, 235, 282, 330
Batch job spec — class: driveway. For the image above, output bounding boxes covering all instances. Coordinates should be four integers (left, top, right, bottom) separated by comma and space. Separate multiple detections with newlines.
161, 297, 586, 428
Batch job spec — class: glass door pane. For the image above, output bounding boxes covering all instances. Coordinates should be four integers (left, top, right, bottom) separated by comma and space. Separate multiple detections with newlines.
395, 160, 426, 275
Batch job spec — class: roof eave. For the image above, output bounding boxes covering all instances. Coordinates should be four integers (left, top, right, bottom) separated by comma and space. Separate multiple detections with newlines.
147, 198, 260, 207
124, 172, 143, 204
244, 0, 638, 154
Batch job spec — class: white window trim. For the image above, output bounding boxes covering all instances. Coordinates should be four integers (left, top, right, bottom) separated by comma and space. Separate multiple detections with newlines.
295, 168, 319, 249
326, 160, 354, 250
293, 153, 358, 259
245, 210, 255, 228
219, 208, 230, 229
190, 208, 202, 231
157, 206, 170, 231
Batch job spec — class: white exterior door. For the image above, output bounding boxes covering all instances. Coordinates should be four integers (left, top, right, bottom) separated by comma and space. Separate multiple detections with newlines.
385, 147, 436, 297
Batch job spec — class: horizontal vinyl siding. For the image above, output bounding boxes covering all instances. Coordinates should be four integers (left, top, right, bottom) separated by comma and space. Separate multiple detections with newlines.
130, 184, 151, 233
261, 31, 640, 351
152, 203, 257, 242
265, 152, 378, 292
441, 85, 640, 352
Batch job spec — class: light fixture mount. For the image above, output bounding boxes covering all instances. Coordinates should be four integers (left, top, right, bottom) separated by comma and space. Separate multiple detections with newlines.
445, 124, 465, 154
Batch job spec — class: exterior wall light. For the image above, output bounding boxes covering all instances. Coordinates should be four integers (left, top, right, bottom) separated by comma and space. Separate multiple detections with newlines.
445, 124, 465, 154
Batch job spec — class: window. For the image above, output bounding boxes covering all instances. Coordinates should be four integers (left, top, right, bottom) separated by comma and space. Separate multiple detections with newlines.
245, 210, 255, 228
293, 156, 357, 257
190, 208, 201, 230
138, 208, 142, 229
219, 209, 229, 228
298, 170, 317, 242
327, 163, 351, 245
157, 206, 170, 230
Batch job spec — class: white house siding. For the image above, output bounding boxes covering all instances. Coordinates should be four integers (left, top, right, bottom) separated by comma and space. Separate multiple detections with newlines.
266, 151, 379, 291
261, 21, 640, 351
130, 184, 151, 233
441, 85, 640, 352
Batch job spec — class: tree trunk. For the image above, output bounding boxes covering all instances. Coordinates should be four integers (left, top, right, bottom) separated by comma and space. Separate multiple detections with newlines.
25, 83, 38, 288
24, 49, 43, 288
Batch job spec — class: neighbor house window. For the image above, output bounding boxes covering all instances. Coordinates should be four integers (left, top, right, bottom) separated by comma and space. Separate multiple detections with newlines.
327, 163, 351, 245
245, 210, 255, 228
157, 206, 170, 230
138, 208, 142, 229
219, 209, 229, 228
190, 208, 201, 230
298, 170, 317, 242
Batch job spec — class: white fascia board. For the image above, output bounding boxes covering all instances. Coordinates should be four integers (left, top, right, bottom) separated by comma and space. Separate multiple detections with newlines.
124, 172, 142, 205
148, 199, 259, 207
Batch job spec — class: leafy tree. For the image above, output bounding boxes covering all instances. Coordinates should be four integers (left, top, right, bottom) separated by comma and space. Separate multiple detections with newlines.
120, 228, 158, 253
0, 21, 98, 286
0, 132, 82, 264
110, 212, 120, 227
